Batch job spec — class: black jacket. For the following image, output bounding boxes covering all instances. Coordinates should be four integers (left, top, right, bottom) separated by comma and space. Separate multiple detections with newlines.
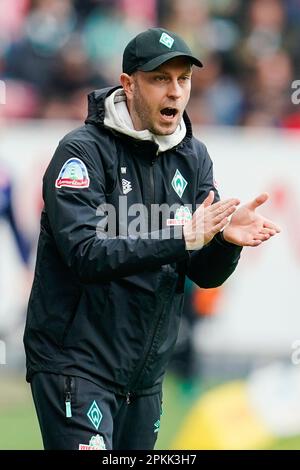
24, 86, 242, 396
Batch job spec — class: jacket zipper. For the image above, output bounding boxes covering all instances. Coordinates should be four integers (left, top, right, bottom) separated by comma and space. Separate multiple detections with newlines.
147, 160, 155, 227
64, 376, 73, 418
150, 160, 155, 196
125, 154, 169, 403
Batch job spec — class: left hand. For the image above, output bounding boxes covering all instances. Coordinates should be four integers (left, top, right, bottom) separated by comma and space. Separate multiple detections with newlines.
223, 193, 281, 247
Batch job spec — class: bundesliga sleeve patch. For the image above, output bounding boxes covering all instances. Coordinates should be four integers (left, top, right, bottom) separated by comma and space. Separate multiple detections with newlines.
55, 158, 90, 189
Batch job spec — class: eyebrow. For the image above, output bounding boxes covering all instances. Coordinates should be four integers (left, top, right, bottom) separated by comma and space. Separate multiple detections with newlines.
152, 67, 192, 75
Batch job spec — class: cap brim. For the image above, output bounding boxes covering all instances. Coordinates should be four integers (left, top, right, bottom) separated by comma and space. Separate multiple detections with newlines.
138, 51, 203, 72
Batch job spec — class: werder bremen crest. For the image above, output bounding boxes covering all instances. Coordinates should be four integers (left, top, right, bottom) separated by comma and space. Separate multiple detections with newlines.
171, 169, 188, 198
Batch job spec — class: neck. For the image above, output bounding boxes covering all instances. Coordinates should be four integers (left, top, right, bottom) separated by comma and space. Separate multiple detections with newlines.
126, 101, 144, 131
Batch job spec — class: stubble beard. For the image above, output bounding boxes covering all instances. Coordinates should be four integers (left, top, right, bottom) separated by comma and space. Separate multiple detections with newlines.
132, 83, 176, 136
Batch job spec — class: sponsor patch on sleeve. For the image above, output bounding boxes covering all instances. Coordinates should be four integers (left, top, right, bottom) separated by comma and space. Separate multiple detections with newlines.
55, 158, 90, 189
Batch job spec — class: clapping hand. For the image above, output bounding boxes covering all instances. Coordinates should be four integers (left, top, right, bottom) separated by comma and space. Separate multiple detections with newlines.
223, 192, 280, 247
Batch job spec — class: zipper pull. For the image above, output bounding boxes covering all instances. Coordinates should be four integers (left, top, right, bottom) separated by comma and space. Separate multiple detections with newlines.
126, 392, 131, 405
64, 377, 73, 418
65, 392, 72, 418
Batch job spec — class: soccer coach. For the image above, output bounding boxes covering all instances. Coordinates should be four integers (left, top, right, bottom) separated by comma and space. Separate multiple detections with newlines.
24, 28, 280, 450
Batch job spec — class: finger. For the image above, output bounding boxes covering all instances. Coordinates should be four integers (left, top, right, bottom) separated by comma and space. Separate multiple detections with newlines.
240, 238, 263, 247
213, 205, 237, 223
249, 230, 279, 244
211, 198, 240, 214
203, 190, 215, 208
259, 227, 277, 236
248, 240, 263, 247
253, 233, 271, 241
248, 192, 269, 211
263, 219, 281, 233
213, 217, 229, 233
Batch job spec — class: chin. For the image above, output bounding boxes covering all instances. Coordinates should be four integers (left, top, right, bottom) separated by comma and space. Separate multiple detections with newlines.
154, 124, 178, 136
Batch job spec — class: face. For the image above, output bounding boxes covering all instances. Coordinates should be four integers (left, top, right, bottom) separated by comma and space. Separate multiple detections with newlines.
121, 56, 192, 135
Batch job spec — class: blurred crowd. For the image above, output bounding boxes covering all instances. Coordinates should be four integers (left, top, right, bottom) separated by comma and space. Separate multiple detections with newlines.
0, 0, 300, 127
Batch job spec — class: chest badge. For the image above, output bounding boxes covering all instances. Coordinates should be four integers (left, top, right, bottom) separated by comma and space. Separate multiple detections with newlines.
171, 169, 187, 198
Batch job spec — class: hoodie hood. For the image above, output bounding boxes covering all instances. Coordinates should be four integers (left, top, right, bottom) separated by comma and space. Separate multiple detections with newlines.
85, 87, 193, 153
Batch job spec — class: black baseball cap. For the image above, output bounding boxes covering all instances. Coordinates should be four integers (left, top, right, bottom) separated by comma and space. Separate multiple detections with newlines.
122, 28, 203, 75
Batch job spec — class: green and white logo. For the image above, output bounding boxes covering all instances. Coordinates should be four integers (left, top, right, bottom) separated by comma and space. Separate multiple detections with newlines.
87, 400, 102, 430
159, 32, 174, 49
154, 420, 160, 433
79, 434, 106, 450
171, 169, 188, 198
175, 205, 192, 222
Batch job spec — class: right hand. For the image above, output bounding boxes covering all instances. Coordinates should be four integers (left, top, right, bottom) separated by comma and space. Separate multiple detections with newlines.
183, 190, 240, 250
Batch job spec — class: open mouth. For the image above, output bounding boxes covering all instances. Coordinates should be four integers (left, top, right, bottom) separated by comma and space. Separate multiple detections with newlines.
160, 107, 178, 120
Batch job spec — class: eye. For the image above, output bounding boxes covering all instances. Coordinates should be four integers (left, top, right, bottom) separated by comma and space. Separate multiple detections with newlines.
155, 75, 167, 82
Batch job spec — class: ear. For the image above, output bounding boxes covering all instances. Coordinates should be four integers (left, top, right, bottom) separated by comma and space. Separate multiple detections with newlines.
120, 73, 135, 99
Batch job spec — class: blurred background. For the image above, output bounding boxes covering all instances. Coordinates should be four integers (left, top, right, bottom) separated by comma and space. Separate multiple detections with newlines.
0, 0, 300, 450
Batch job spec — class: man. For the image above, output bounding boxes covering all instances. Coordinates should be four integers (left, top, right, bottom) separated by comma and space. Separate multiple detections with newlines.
23, 28, 280, 450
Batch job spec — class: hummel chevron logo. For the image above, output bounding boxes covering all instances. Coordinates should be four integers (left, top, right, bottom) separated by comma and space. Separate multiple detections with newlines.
122, 178, 132, 195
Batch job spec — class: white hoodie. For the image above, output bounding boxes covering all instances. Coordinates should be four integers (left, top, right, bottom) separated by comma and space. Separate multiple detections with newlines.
104, 88, 186, 154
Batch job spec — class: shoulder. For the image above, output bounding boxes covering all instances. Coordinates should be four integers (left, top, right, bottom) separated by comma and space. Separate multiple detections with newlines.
190, 136, 210, 159
44, 124, 118, 193
58, 125, 102, 159
44, 126, 100, 184
52, 123, 117, 169
180, 136, 213, 176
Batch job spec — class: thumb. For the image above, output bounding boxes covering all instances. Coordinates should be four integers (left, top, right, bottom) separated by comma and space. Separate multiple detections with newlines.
203, 190, 215, 208
248, 192, 269, 210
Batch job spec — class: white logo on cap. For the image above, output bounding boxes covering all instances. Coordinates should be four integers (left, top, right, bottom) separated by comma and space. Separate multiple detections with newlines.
159, 32, 174, 49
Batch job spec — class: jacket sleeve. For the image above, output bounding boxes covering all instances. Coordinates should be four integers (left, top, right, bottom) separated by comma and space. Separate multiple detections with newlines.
43, 139, 188, 283
185, 143, 242, 288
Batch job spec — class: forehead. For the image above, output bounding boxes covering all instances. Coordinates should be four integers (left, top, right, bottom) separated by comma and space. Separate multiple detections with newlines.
153, 56, 192, 74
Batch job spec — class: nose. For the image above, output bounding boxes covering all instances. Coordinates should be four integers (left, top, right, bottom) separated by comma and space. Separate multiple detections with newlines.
167, 79, 182, 100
